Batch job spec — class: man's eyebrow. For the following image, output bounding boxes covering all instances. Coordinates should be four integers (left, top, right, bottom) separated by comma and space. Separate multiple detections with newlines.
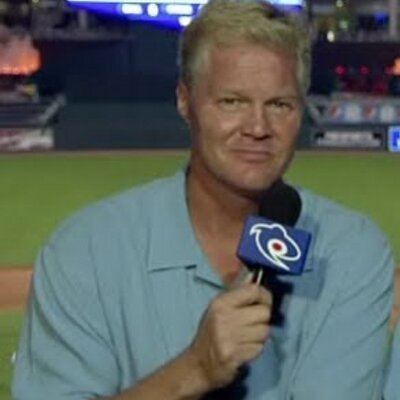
265, 95, 304, 103
268, 95, 302, 100
217, 90, 247, 97
217, 91, 300, 98
215, 89, 303, 103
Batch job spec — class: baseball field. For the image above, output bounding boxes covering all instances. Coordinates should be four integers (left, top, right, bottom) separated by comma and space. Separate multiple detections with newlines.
0, 151, 399, 399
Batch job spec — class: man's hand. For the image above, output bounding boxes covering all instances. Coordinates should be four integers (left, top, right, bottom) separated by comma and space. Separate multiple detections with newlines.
188, 283, 272, 391
105, 283, 272, 400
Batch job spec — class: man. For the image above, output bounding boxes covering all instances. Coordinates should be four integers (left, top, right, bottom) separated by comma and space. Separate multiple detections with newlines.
12, 1, 394, 399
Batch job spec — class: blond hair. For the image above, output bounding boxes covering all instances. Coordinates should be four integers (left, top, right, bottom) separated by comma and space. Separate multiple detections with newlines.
178, 0, 311, 95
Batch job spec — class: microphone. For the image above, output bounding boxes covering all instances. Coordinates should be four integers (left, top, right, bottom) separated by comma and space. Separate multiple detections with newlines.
237, 183, 312, 284
237, 215, 312, 283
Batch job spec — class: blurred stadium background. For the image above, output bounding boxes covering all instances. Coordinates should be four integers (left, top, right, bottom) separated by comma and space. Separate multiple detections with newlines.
1, 0, 400, 399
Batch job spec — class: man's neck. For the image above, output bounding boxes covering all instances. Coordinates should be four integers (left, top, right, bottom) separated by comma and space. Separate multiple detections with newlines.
186, 166, 259, 240
186, 163, 262, 285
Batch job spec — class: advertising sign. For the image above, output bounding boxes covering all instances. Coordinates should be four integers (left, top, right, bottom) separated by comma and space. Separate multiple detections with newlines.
388, 126, 400, 152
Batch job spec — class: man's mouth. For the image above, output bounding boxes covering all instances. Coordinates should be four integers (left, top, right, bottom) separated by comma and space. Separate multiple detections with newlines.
231, 148, 273, 162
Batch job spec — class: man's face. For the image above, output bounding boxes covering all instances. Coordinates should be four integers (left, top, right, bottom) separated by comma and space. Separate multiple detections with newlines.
177, 42, 304, 197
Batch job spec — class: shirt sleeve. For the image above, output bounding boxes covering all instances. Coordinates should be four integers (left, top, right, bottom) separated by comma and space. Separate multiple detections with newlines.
12, 215, 120, 400
384, 320, 400, 400
292, 216, 395, 400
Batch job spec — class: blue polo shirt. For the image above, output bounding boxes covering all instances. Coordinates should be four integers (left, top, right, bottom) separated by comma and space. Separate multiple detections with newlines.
12, 170, 394, 400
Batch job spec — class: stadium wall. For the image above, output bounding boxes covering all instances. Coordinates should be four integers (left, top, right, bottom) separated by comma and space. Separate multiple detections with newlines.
31, 26, 399, 149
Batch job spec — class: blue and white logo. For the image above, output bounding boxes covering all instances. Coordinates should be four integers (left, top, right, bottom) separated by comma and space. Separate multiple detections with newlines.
388, 126, 400, 152
250, 223, 302, 272
237, 215, 311, 275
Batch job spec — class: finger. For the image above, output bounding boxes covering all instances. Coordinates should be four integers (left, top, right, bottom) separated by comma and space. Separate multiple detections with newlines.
235, 343, 265, 365
229, 268, 253, 289
235, 304, 271, 326
243, 270, 255, 284
223, 283, 272, 307
236, 285, 272, 308
251, 285, 272, 306
236, 324, 270, 345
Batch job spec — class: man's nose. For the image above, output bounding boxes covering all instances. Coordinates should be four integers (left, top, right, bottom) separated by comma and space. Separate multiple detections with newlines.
242, 105, 273, 139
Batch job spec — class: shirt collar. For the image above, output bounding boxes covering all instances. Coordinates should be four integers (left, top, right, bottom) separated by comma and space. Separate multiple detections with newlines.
147, 169, 203, 272
147, 170, 314, 276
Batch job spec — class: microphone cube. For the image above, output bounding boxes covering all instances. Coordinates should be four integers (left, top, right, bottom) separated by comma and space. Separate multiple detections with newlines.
237, 215, 312, 275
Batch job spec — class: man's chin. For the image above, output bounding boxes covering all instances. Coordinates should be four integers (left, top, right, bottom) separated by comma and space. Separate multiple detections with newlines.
224, 176, 279, 199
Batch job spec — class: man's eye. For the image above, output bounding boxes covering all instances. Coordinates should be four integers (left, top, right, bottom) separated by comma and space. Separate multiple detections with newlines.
220, 98, 242, 106
267, 100, 298, 115
272, 101, 291, 110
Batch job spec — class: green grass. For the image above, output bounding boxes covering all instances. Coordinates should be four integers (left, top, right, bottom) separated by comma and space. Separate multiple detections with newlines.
0, 311, 23, 400
287, 152, 400, 262
0, 153, 188, 267
0, 151, 399, 267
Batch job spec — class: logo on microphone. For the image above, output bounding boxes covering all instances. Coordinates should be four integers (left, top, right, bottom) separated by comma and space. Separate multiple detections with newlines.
249, 223, 301, 272
237, 215, 311, 275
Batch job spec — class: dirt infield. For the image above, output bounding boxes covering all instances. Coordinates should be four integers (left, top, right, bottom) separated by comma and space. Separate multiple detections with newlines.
0, 269, 32, 311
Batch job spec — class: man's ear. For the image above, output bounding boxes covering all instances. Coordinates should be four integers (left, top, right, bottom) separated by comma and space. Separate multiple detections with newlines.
176, 81, 190, 123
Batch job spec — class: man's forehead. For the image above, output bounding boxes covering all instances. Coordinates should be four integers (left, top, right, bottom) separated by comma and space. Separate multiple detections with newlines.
195, 44, 299, 94
198, 42, 296, 78
208, 40, 296, 63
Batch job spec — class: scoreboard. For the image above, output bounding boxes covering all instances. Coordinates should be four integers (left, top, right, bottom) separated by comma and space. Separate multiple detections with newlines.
66, 0, 304, 28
